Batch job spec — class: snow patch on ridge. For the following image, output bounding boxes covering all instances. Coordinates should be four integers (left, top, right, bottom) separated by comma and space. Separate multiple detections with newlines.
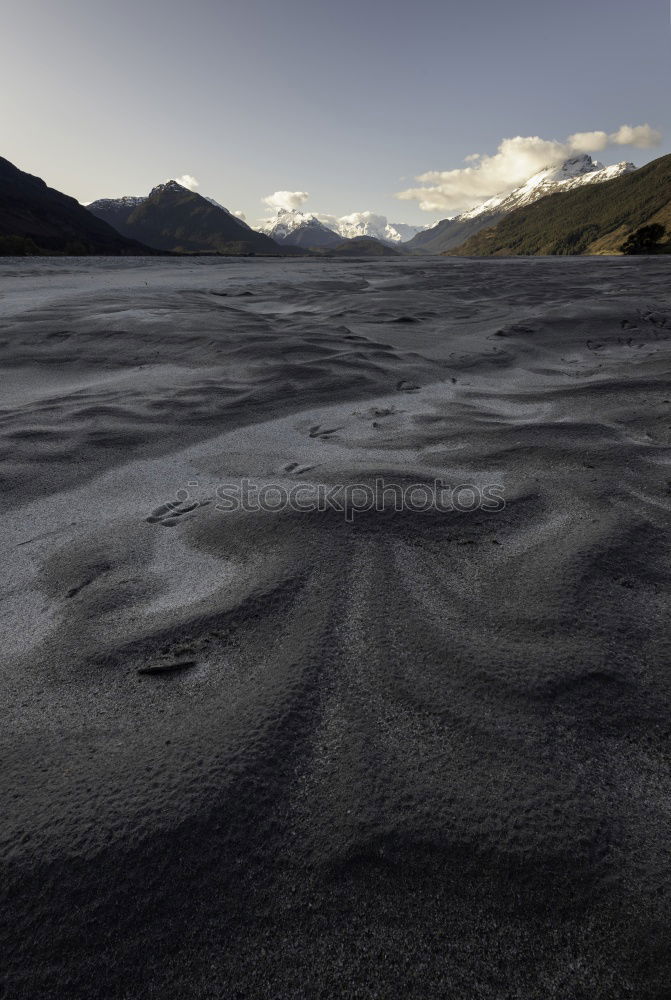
459, 155, 636, 221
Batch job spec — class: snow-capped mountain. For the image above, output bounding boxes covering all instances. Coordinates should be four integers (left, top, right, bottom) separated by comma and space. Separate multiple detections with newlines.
259, 208, 427, 245
335, 212, 427, 244
261, 210, 320, 241
460, 154, 636, 221
407, 155, 637, 253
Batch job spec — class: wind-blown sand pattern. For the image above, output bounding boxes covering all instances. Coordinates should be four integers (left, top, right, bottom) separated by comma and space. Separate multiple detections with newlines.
1, 256, 671, 999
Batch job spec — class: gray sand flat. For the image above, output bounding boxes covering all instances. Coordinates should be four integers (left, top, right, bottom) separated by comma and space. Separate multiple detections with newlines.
1, 255, 671, 999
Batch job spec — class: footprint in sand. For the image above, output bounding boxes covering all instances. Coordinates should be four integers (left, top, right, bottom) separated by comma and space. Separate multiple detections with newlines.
65, 561, 111, 599
137, 659, 198, 676
146, 492, 211, 527
283, 461, 319, 475
308, 424, 343, 440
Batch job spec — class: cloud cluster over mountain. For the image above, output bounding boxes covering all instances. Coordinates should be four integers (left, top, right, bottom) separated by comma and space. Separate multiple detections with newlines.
174, 174, 199, 191
396, 124, 662, 213
262, 190, 310, 212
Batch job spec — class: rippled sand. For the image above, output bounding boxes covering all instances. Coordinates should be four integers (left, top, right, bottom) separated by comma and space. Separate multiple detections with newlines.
2, 256, 671, 999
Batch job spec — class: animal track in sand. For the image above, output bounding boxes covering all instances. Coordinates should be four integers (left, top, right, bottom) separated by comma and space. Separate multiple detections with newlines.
308, 424, 343, 440
283, 461, 319, 475
137, 659, 198, 677
365, 406, 400, 419
146, 497, 211, 527
65, 561, 112, 599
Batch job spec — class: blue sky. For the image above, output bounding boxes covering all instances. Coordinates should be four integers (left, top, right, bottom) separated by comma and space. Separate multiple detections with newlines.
2, 0, 670, 226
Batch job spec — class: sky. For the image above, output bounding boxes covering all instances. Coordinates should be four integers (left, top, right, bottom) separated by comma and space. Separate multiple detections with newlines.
2, 0, 670, 228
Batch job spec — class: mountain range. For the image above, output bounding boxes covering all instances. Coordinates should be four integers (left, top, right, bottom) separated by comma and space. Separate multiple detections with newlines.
406, 155, 636, 253
259, 209, 427, 249
0, 160, 403, 257
2, 151, 670, 258
90, 188, 409, 255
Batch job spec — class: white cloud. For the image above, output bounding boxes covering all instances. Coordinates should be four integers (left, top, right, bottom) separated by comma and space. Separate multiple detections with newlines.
233, 210, 246, 221
609, 124, 661, 148
262, 190, 310, 212
567, 131, 610, 153
336, 211, 395, 241
174, 174, 199, 191
396, 124, 662, 214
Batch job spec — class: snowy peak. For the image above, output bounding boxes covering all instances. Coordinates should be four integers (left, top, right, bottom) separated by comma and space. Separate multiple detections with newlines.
549, 153, 605, 180
509, 155, 605, 200
336, 212, 426, 244
259, 208, 427, 245
262, 211, 342, 249
259, 209, 320, 239
461, 156, 637, 221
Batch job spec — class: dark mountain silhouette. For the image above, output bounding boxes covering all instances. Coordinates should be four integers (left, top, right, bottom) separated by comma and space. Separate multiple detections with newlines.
89, 182, 286, 254
0, 156, 153, 255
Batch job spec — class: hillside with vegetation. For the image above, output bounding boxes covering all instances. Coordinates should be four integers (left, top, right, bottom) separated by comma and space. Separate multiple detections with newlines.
448, 153, 671, 256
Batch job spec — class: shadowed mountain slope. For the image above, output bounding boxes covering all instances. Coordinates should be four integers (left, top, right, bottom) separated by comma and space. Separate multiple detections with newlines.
0, 157, 153, 255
